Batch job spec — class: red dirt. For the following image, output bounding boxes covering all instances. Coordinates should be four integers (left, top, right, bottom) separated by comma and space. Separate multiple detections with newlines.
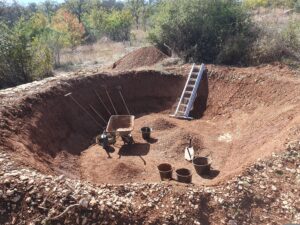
1, 64, 300, 186
112, 46, 168, 70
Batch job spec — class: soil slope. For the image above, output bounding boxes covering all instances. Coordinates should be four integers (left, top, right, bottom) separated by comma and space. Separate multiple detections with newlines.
1, 64, 300, 224
0, 65, 300, 186
112, 46, 168, 70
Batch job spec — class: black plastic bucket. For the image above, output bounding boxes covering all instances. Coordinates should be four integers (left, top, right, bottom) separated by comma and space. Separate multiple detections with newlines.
176, 168, 192, 183
141, 127, 151, 140
157, 163, 173, 180
193, 157, 211, 175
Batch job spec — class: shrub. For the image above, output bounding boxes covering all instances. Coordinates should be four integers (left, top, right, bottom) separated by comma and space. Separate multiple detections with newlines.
149, 0, 254, 65
243, 0, 269, 9
51, 8, 85, 48
30, 36, 53, 80
84, 8, 133, 41
103, 9, 133, 41
295, 0, 300, 12
83, 8, 107, 40
0, 19, 53, 89
249, 19, 300, 65
0, 21, 32, 88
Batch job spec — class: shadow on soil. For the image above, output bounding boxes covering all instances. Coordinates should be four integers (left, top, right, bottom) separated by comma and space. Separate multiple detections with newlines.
198, 169, 220, 179
118, 143, 150, 156
190, 71, 208, 119
145, 137, 158, 144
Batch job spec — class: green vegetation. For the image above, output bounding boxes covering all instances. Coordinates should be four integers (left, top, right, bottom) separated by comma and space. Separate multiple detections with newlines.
250, 18, 300, 65
84, 8, 133, 41
243, 0, 299, 9
0, 0, 299, 89
149, 0, 254, 64
149, 0, 300, 66
0, 0, 136, 88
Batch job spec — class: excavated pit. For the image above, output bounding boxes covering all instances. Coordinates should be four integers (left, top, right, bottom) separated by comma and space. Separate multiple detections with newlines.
1, 66, 300, 186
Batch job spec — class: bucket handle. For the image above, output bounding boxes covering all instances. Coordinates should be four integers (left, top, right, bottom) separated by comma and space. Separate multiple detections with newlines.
140, 127, 153, 132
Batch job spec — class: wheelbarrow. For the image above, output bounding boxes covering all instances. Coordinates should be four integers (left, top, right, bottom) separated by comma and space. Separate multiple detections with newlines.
106, 115, 135, 145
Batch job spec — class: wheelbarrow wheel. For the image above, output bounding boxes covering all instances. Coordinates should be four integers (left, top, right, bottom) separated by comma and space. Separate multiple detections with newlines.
121, 134, 134, 145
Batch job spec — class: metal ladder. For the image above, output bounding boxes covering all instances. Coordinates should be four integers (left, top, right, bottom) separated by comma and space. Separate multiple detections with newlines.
171, 63, 205, 119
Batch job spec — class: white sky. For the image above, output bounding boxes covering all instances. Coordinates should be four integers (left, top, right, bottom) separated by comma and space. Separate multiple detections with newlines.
5, 0, 124, 6
5, 0, 66, 5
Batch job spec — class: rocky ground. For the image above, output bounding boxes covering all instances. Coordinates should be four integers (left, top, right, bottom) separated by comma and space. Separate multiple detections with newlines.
1, 140, 299, 225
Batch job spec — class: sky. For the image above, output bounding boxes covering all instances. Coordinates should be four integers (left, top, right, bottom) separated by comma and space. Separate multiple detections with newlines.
6, 0, 124, 6
6, 0, 65, 5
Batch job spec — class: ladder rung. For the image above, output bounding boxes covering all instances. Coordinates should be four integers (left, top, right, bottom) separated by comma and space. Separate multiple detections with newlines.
171, 63, 205, 119
182, 97, 190, 104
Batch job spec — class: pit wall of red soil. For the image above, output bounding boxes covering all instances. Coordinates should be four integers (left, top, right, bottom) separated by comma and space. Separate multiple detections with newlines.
0, 70, 185, 173
1, 65, 300, 178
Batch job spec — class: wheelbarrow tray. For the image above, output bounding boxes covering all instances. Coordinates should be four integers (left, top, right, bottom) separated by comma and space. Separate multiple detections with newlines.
106, 115, 135, 136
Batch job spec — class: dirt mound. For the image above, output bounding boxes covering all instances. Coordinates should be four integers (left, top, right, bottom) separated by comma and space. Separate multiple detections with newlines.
113, 46, 168, 70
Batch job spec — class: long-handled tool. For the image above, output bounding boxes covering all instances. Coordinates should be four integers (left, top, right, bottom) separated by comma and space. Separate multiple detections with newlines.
116, 86, 130, 115
102, 85, 118, 115
64, 93, 103, 128
89, 104, 107, 125
94, 90, 112, 116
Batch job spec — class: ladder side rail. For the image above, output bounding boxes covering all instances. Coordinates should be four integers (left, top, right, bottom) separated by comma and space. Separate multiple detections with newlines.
174, 63, 195, 116
184, 63, 205, 116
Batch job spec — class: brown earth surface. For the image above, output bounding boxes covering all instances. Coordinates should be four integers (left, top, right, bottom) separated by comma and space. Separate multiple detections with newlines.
1, 62, 300, 224
1, 142, 299, 225
1, 64, 300, 188
112, 46, 168, 70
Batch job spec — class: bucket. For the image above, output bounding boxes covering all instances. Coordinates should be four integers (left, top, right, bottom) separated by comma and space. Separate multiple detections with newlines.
176, 168, 192, 183
157, 163, 173, 180
141, 127, 151, 140
193, 157, 211, 175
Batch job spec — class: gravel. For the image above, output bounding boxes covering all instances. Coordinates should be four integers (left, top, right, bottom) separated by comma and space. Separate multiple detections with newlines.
0, 140, 299, 224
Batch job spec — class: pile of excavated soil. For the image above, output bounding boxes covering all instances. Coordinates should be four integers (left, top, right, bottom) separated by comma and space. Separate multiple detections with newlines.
112, 46, 168, 70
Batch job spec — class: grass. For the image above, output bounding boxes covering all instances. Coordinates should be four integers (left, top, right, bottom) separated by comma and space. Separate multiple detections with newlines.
58, 29, 150, 73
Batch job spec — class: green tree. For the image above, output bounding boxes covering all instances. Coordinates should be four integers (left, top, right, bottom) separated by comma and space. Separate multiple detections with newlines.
84, 8, 133, 41
295, 0, 300, 11
104, 9, 133, 41
0, 20, 32, 88
65, 0, 85, 23
149, 0, 253, 65
83, 7, 107, 39
0, 14, 54, 88
50, 8, 85, 64
39, 0, 58, 22
126, 0, 145, 29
